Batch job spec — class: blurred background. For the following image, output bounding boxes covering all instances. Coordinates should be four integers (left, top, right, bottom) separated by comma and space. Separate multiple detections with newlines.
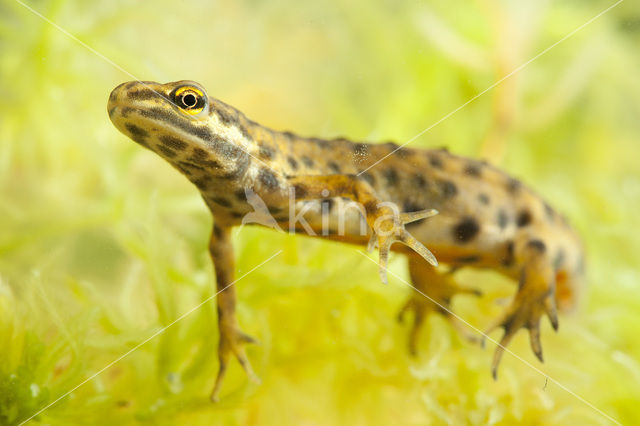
1, 0, 639, 424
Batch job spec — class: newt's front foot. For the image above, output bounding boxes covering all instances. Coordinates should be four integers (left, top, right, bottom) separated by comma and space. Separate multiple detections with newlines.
366, 205, 439, 284
210, 324, 260, 402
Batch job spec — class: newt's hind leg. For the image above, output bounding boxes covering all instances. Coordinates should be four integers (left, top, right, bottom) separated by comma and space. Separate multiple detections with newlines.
485, 239, 558, 379
399, 255, 481, 355
209, 224, 260, 402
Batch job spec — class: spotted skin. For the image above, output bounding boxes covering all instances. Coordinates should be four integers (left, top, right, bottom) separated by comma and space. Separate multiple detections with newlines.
108, 80, 585, 399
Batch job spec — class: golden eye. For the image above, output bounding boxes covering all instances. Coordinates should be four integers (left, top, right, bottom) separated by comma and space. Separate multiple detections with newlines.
173, 86, 205, 115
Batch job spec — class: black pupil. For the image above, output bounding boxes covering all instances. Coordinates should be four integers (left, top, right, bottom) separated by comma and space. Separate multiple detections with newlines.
182, 93, 197, 108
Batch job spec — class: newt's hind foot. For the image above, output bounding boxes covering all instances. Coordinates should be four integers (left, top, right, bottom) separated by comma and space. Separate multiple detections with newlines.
484, 241, 559, 379
210, 325, 260, 402
367, 206, 439, 284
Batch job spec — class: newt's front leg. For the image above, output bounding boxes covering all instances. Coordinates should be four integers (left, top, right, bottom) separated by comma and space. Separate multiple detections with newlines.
287, 174, 439, 283
209, 224, 259, 402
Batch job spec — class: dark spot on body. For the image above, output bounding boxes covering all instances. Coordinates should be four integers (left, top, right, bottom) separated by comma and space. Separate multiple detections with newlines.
178, 161, 205, 171
213, 224, 224, 239
120, 107, 134, 117
157, 145, 178, 158
188, 147, 222, 168
237, 123, 251, 140
218, 147, 250, 179
453, 217, 480, 243
212, 197, 232, 208
353, 143, 369, 157
403, 200, 426, 213
259, 146, 275, 159
360, 172, 376, 186
437, 180, 457, 198
159, 135, 187, 150
301, 156, 314, 167
478, 193, 490, 205
230, 211, 245, 218
527, 239, 547, 253
506, 178, 522, 194
193, 177, 211, 190
287, 156, 299, 170
294, 183, 308, 198
383, 168, 398, 185
501, 241, 514, 266
328, 161, 341, 174
314, 138, 330, 149
517, 210, 533, 227
108, 107, 117, 118
215, 105, 238, 125
274, 214, 290, 222
464, 162, 482, 177
455, 255, 481, 264
259, 168, 279, 190
235, 188, 247, 201
413, 174, 427, 188
497, 209, 509, 229
364, 200, 378, 213
268, 205, 284, 214
428, 154, 443, 169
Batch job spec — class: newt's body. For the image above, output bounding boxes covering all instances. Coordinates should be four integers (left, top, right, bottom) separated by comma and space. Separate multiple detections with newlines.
108, 80, 584, 400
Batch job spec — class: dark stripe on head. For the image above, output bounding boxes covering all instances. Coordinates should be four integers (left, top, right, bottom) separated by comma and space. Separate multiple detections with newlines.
125, 123, 148, 139
140, 107, 213, 141
159, 135, 188, 150
127, 89, 160, 101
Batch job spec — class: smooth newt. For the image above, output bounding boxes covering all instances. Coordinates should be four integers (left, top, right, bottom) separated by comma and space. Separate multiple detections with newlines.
108, 80, 584, 401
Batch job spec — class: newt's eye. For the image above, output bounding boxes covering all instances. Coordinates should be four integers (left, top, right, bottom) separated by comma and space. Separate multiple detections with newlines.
173, 86, 206, 115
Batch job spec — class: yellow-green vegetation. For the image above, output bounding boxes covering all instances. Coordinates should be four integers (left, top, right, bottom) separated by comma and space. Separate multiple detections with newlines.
2, 0, 639, 424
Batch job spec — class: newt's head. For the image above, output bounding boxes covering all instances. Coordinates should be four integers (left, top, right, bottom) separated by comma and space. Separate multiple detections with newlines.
108, 80, 252, 184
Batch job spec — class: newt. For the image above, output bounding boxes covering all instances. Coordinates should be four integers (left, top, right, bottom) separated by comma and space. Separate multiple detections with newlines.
108, 80, 584, 401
